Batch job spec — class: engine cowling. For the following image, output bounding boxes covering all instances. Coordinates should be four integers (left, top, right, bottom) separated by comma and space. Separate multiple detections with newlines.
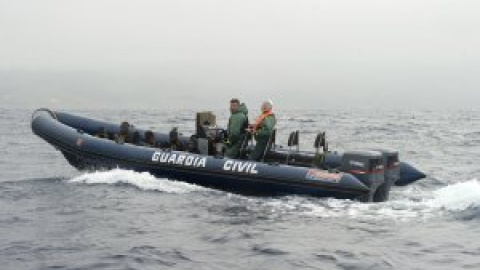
341, 150, 385, 202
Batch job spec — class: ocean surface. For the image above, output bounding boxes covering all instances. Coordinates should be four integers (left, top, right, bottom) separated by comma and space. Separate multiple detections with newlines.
1, 108, 479, 270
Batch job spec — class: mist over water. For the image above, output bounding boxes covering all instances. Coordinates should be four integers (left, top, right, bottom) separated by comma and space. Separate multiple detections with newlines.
2, 1, 480, 110
1, 108, 479, 270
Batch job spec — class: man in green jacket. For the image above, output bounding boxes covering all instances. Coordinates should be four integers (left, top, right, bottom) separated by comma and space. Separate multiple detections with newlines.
225, 99, 249, 159
248, 100, 276, 161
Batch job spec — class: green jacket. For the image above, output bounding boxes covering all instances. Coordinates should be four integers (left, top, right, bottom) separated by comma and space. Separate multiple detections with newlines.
227, 103, 249, 144
255, 114, 276, 141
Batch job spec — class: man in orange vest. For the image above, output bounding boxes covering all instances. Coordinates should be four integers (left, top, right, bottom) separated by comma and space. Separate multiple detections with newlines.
247, 100, 277, 161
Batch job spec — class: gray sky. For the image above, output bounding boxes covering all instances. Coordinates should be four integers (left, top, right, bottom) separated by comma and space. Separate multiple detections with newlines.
1, 0, 479, 110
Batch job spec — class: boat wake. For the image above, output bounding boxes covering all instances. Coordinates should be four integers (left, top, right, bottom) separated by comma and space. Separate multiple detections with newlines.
68, 169, 205, 194
427, 179, 480, 211
66, 169, 479, 221
229, 179, 480, 221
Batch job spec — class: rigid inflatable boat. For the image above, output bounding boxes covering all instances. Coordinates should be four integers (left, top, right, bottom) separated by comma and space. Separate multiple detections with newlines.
31, 109, 426, 202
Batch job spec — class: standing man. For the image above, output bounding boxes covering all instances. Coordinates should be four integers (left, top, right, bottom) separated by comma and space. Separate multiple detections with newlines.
248, 100, 276, 161
225, 98, 249, 159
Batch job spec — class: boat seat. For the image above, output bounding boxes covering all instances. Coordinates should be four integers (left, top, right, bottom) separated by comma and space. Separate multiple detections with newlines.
261, 129, 277, 162
314, 132, 327, 152
286, 130, 299, 164
312, 132, 328, 167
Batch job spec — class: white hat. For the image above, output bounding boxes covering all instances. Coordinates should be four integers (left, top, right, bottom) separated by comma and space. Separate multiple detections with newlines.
262, 100, 274, 110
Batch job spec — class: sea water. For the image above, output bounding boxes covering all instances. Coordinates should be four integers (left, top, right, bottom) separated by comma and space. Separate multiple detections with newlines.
0, 108, 479, 270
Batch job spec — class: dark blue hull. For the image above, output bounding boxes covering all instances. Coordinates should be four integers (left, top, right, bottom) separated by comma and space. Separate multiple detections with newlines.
52, 111, 426, 187
32, 109, 371, 201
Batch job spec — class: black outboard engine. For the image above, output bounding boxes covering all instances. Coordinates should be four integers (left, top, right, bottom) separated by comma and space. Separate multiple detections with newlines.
371, 149, 400, 202
341, 150, 385, 202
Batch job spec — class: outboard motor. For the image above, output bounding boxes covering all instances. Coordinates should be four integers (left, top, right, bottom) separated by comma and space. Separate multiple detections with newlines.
371, 149, 400, 202
341, 150, 385, 202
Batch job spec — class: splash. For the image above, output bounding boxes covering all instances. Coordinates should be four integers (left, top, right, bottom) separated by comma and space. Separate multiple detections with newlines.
427, 179, 480, 211
237, 179, 480, 221
67, 169, 479, 220
375, 179, 480, 219
68, 169, 205, 194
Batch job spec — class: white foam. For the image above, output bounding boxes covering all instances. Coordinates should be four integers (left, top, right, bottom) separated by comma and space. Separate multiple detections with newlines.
427, 179, 480, 211
245, 179, 480, 221
68, 169, 205, 194
68, 170, 479, 220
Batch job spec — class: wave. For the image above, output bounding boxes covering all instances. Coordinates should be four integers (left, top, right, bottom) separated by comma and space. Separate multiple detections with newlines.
67, 169, 479, 221
232, 179, 480, 221
427, 179, 480, 211
68, 169, 205, 194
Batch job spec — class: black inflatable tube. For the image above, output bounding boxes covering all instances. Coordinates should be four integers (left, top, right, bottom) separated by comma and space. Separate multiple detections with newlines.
52, 111, 426, 186
32, 109, 372, 201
